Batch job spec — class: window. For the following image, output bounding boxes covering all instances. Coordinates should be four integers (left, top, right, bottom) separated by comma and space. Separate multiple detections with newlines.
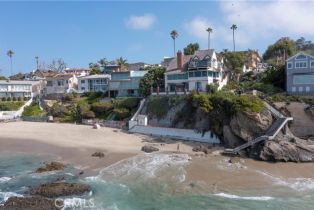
287, 62, 293, 69
194, 71, 202, 77
299, 87, 303, 92
47, 81, 53, 86
306, 86, 310, 92
208, 71, 213, 77
311, 61, 314, 68
295, 61, 307, 68
202, 71, 207, 77
293, 74, 314, 84
189, 72, 194, 77
296, 54, 307, 60
81, 80, 85, 84
292, 87, 296, 92
57, 80, 64, 86
81, 87, 85, 91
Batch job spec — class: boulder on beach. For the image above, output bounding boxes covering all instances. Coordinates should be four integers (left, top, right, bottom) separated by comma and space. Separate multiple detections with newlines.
0, 196, 63, 210
30, 182, 91, 198
91, 152, 105, 158
35, 162, 65, 173
141, 145, 159, 153
192, 145, 212, 154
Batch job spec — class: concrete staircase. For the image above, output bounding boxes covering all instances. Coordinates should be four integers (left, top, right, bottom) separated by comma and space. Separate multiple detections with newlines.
224, 103, 293, 155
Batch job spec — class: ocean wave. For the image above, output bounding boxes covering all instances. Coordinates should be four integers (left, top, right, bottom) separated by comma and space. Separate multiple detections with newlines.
0, 192, 23, 202
0, 177, 12, 183
61, 197, 95, 210
257, 170, 314, 191
214, 193, 274, 201
99, 153, 191, 180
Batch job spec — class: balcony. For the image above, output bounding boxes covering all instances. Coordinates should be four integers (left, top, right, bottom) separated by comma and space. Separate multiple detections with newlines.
188, 60, 211, 70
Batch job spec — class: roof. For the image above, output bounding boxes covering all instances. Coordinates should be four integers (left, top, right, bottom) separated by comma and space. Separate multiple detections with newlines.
64, 68, 89, 72
166, 49, 215, 72
286, 51, 314, 61
46, 74, 74, 80
32, 70, 58, 78
0, 80, 39, 85
78, 74, 111, 80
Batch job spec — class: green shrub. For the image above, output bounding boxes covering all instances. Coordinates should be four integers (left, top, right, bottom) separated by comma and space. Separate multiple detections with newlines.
113, 108, 129, 120
206, 84, 218, 94
22, 103, 45, 117
17, 97, 22, 101
1, 97, 6, 102
91, 102, 113, 114
113, 98, 140, 109
234, 95, 264, 113
82, 111, 96, 119
23, 97, 27, 101
0, 101, 24, 111
62, 93, 76, 102
12, 97, 17, 101
6, 97, 11, 101
146, 96, 170, 119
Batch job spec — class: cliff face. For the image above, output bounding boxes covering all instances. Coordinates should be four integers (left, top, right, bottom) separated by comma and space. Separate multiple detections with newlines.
223, 108, 314, 162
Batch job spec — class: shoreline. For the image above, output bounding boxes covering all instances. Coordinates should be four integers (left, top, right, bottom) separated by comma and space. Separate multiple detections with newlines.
1, 122, 314, 193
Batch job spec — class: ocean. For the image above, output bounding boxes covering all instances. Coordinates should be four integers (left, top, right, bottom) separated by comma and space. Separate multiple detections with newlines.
0, 153, 314, 210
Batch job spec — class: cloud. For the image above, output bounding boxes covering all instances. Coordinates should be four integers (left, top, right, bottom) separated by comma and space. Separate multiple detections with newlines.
219, 0, 314, 46
184, 17, 214, 40
125, 14, 156, 30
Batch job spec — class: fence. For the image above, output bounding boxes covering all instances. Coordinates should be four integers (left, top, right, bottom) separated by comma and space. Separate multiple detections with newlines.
22, 116, 48, 122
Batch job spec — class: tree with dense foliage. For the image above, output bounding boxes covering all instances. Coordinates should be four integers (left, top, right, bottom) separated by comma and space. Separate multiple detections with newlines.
116, 57, 128, 71
260, 64, 285, 90
263, 37, 296, 64
230, 24, 237, 52
183, 43, 200, 55
6, 50, 14, 76
223, 51, 244, 79
295, 37, 314, 51
170, 30, 179, 57
139, 66, 166, 96
9, 72, 25, 80
89, 63, 102, 75
98, 58, 108, 70
0, 76, 7, 80
206, 27, 213, 49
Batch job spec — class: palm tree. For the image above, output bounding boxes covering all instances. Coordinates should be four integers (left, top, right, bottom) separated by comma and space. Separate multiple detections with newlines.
6, 50, 14, 76
206, 27, 213, 49
98, 58, 108, 73
35, 56, 39, 70
116, 57, 128, 71
230, 24, 237, 52
170, 30, 179, 57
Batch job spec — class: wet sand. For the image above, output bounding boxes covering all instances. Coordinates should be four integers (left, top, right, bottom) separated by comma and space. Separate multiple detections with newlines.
1, 121, 314, 191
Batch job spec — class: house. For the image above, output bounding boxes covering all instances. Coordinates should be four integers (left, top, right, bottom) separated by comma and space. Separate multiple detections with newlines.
164, 50, 228, 92
103, 64, 121, 74
64, 68, 90, 76
78, 74, 111, 93
109, 71, 147, 97
286, 52, 314, 94
0, 80, 41, 99
44, 74, 78, 95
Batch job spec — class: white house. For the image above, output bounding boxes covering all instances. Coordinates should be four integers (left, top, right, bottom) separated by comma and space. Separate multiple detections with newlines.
0, 80, 41, 99
78, 74, 111, 93
44, 74, 78, 95
165, 50, 228, 92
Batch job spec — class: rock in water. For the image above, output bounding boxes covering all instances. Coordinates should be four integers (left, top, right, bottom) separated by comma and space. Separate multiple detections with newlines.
35, 162, 65, 173
1, 196, 63, 210
30, 182, 91, 198
141, 145, 159, 153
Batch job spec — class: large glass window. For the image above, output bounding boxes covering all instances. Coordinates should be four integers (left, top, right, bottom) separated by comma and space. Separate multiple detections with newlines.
167, 73, 188, 80
81, 80, 85, 84
194, 71, 202, 77
296, 54, 307, 60
293, 74, 314, 84
295, 61, 307, 68
202, 71, 207, 77
311, 61, 314, 68
47, 81, 53, 86
57, 80, 64, 86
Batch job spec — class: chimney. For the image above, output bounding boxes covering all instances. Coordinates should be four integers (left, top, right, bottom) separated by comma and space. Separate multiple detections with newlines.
177, 50, 183, 69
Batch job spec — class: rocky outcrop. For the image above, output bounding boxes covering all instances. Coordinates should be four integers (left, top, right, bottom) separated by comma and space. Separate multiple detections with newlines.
258, 132, 314, 162
91, 152, 105, 158
141, 145, 159, 153
0, 196, 63, 210
192, 145, 212, 154
229, 109, 273, 141
35, 162, 65, 173
30, 182, 91, 198
223, 125, 245, 148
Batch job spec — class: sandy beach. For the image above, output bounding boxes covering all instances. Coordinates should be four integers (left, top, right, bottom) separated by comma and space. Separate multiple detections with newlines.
1, 121, 314, 193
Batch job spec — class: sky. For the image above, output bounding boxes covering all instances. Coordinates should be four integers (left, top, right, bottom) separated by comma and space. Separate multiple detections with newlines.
1, 0, 314, 76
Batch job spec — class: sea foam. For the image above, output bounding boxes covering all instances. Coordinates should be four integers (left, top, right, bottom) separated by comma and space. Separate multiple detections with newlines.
214, 193, 274, 201
0, 177, 12, 183
0, 192, 23, 202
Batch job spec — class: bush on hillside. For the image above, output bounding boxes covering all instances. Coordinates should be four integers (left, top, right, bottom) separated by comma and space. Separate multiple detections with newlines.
22, 103, 45, 117
81, 111, 96, 119
113, 98, 140, 109
113, 108, 129, 120
91, 102, 113, 114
